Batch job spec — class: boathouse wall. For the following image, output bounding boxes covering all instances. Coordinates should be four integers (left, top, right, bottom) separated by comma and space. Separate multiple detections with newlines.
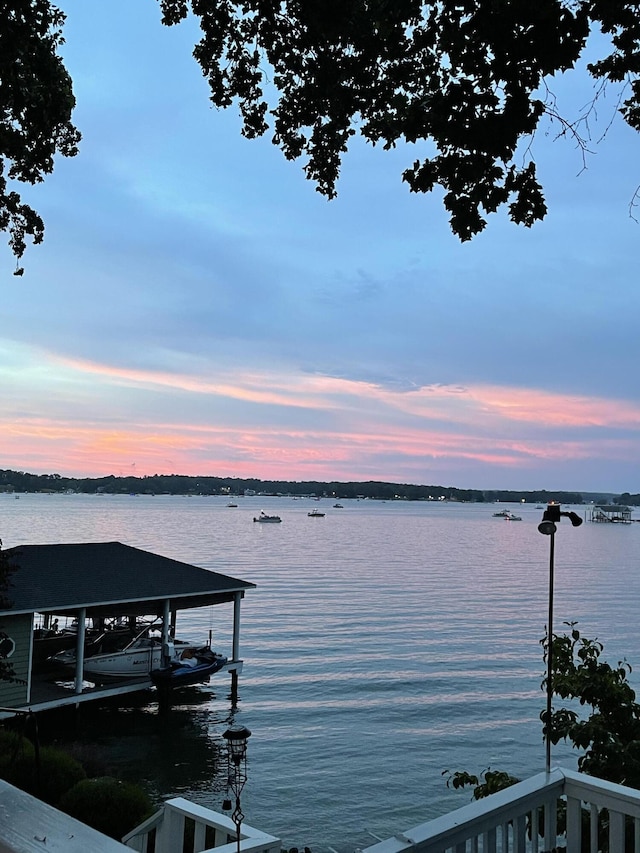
0, 614, 31, 706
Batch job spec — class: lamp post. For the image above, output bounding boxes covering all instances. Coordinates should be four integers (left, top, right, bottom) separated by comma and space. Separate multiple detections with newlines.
538, 503, 582, 773
223, 724, 252, 853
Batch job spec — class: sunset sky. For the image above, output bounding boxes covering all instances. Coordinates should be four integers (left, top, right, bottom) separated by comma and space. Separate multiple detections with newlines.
1, 1, 639, 492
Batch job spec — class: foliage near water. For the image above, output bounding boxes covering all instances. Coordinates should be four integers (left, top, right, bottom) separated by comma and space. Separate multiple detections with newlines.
451, 624, 640, 796
451, 624, 640, 795
543, 623, 640, 788
59, 776, 154, 840
0, 728, 153, 838
0, 730, 34, 774
6, 744, 87, 805
449, 624, 640, 852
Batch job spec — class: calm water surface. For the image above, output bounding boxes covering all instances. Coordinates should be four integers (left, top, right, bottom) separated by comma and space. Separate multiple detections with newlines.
3, 494, 640, 851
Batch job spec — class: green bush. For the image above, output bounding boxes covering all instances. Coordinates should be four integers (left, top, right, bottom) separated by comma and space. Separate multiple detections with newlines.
59, 776, 154, 840
7, 745, 86, 805
0, 729, 35, 776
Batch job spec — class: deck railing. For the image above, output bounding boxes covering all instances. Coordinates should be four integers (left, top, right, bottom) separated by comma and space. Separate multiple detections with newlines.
362, 768, 640, 853
122, 797, 281, 853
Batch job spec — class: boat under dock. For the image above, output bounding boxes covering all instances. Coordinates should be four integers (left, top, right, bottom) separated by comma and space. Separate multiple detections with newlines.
0, 542, 254, 719
0, 660, 242, 720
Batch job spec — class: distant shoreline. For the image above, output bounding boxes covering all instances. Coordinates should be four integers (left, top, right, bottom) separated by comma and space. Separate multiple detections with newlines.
0, 468, 620, 504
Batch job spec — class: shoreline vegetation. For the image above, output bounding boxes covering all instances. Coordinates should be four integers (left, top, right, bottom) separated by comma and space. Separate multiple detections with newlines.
0, 468, 627, 505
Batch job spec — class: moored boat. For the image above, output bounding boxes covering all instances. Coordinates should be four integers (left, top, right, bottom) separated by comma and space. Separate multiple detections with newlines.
51, 636, 198, 680
253, 511, 282, 523
34, 617, 150, 666
150, 646, 228, 688
308, 509, 325, 517
492, 509, 522, 520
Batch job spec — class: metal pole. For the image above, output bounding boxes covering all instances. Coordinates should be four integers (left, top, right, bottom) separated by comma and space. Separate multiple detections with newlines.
234, 793, 243, 853
74, 607, 86, 695
229, 761, 246, 853
223, 726, 250, 853
545, 529, 555, 774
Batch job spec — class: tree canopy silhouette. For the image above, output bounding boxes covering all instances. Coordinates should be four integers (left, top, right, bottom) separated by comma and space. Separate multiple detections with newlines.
0, 1, 80, 270
2, 0, 639, 262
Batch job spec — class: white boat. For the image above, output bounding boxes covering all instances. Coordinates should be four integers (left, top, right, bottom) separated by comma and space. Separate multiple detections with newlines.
492, 509, 521, 520
52, 637, 198, 679
308, 509, 325, 517
253, 511, 282, 523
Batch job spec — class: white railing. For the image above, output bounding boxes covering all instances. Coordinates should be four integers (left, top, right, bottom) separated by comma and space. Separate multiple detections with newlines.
362, 768, 640, 853
122, 798, 281, 853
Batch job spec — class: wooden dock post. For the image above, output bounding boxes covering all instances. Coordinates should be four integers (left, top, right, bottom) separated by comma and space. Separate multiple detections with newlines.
230, 669, 239, 704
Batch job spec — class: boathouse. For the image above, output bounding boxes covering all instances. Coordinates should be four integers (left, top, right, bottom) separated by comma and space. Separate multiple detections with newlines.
0, 541, 255, 718
589, 504, 633, 523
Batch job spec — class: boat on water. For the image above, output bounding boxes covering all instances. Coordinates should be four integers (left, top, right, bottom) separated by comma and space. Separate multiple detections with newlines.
333, 503, 344, 508
308, 509, 325, 517
253, 511, 282, 523
150, 646, 228, 688
51, 636, 198, 680
34, 616, 155, 666
226, 501, 238, 507
35, 624, 130, 666
492, 509, 522, 520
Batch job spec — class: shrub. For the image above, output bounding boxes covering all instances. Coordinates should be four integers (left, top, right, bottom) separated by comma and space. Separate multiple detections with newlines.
7, 744, 86, 804
59, 776, 154, 839
0, 729, 35, 777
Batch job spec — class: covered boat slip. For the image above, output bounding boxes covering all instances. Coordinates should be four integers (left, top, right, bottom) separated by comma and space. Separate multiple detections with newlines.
0, 542, 255, 719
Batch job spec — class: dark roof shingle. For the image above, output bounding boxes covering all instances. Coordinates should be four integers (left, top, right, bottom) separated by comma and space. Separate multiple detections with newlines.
1, 542, 255, 616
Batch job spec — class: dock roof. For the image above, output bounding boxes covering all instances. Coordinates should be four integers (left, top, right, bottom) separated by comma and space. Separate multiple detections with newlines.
1, 541, 255, 617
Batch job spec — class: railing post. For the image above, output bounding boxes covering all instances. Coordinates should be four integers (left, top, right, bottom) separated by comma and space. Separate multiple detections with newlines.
543, 795, 557, 851
566, 796, 581, 853
483, 827, 496, 853
609, 810, 625, 852
193, 817, 207, 852
513, 813, 527, 852
155, 804, 185, 853
589, 803, 598, 852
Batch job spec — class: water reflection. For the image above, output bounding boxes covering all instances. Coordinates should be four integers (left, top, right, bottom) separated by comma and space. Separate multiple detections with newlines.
38, 690, 239, 804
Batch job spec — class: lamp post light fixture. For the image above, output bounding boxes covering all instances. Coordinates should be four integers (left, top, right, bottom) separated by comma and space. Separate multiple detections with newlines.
223, 724, 252, 853
538, 503, 582, 774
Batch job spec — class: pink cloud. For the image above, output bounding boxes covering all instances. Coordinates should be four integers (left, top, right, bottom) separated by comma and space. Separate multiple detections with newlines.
1, 412, 635, 481
3, 350, 640, 481
49, 353, 640, 431
469, 386, 640, 428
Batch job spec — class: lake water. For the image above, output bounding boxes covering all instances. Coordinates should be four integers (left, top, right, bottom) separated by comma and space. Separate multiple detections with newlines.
3, 493, 639, 852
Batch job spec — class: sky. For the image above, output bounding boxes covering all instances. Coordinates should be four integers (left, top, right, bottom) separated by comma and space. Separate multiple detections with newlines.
1, 1, 639, 492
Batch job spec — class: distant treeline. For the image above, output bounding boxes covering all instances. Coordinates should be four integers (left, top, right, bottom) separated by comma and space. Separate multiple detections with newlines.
614, 492, 640, 506
0, 469, 605, 504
